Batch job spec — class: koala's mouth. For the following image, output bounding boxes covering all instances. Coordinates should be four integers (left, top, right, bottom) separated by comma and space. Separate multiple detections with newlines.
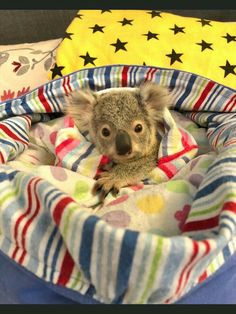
111, 150, 143, 163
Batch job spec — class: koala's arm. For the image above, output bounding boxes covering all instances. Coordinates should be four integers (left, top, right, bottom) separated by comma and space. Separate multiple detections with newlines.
92, 153, 156, 201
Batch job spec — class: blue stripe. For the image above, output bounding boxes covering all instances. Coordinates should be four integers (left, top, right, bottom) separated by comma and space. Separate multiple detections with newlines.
88, 68, 95, 90
203, 85, 224, 111
170, 70, 179, 90
0, 138, 17, 149
114, 230, 139, 303
48, 82, 61, 111
20, 96, 33, 114
207, 157, 236, 173
71, 144, 95, 172
45, 83, 57, 112
0, 170, 18, 181
195, 176, 236, 199
42, 226, 58, 279
104, 66, 112, 88
3, 121, 29, 142
50, 236, 63, 281
4, 101, 14, 116
79, 215, 99, 281
222, 245, 231, 260
175, 75, 197, 109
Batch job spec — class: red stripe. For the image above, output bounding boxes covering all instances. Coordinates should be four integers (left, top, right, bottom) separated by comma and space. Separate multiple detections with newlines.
182, 215, 219, 232
148, 68, 159, 81
193, 81, 215, 111
95, 155, 111, 177
228, 99, 236, 112
198, 270, 207, 283
222, 201, 236, 213
55, 138, 75, 155
12, 178, 36, 259
0, 124, 28, 145
62, 77, 68, 96
182, 240, 210, 291
53, 196, 74, 225
0, 151, 5, 163
212, 126, 227, 148
175, 241, 199, 296
67, 76, 73, 93
144, 68, 154, 81
121, 66, 129, 87
57, 250, 75, 286
158, 144, 198, 165
157, 164, 174, 179
18, 179, 41, 264
23, 115, 32, 129
222, 94, 236, 112
38, 86, 52, 112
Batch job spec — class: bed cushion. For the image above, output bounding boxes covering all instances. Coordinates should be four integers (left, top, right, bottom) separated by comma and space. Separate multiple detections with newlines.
0, 38, 61, 102
1, 65, 236, 304
49, 10, 236, 89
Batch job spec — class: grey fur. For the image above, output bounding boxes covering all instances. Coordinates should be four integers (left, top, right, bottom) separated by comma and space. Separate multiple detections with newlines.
65, 82, 172, 202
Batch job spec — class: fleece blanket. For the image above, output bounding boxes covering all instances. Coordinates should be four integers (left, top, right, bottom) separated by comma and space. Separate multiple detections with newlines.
0, 65, 236, 304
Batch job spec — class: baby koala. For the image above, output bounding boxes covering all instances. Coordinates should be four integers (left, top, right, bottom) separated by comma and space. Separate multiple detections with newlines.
65, 82, 171, 202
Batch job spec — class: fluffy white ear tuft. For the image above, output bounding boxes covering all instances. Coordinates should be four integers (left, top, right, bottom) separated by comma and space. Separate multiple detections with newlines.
65, 89, 97, 132
139, 81, 172, 121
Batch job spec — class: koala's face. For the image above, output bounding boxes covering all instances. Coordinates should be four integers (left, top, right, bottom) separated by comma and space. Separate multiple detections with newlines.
90, 91, 157, 163
66, 82, 171, 164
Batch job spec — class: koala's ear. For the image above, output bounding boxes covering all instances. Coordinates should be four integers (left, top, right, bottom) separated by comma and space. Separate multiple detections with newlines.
139, 82, 172, 121
65, 89, 97, 132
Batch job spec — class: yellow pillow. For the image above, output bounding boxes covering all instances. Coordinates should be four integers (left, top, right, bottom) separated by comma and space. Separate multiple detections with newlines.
49, 10, 236, 89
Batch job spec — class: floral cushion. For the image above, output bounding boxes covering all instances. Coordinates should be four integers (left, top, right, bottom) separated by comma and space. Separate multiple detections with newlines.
0, 38, 61, 102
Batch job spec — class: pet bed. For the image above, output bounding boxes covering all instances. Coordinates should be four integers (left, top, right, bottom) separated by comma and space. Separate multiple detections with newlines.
0, 64, 236, 304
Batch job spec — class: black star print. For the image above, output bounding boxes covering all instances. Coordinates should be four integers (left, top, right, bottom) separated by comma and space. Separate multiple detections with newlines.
118, 18, 133, 26
219, 60, 236, 78
166, 49, 183, 65
89, 24, 105, 33
143, 62, 147, 66
110, 39, 128, 52
222, 33, 236, 43
101, 10, 112, 14
170, 24, 185, 34
64, 32, 74, 40
147, 10, 162, 18
196, 40, 213, 51
143, 31, 159, 41
75, 13, 83, 19
196, 18, 212, 27
50, 63, 65, 79
79, 52, 97, 66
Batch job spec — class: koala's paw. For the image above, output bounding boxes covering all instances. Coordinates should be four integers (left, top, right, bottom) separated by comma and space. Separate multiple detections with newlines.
92, 171, 125, 202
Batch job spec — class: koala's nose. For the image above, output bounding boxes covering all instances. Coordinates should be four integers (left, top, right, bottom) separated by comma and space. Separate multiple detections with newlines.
115, 130, 132, 155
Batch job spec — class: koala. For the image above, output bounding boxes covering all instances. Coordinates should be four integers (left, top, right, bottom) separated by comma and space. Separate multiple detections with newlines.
65, 82, 172, 203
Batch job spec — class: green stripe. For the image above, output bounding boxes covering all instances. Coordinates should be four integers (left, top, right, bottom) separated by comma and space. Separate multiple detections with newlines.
189, 192, 236, 218
139, 237, 163, 303
70, 270, 82, 289
62, 204, 80, 237
33, 89, 45, 111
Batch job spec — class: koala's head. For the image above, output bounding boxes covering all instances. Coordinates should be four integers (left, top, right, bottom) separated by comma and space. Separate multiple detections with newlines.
65, 82, 171, 163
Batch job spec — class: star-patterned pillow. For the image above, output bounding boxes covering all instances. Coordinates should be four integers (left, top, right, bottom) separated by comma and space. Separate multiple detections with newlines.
49, 10, 236, 89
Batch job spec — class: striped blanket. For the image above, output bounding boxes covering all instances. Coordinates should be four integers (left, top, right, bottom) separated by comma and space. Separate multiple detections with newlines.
0, 65, 236, 304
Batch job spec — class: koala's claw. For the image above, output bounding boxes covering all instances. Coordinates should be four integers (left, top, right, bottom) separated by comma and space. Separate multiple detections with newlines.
92, 172, 122, 202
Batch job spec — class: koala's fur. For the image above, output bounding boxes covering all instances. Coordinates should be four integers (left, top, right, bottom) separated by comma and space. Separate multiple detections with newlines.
65, 82, 172, 202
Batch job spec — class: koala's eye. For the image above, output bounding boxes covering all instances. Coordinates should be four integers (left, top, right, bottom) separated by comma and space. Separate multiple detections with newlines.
101, 127, 111, 137
134, 124, 143, 133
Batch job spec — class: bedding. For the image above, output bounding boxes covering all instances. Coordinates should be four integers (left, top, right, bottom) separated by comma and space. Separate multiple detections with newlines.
0, 64, 236, 304
0, 38, 61, 101
49, 10, 236, 89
